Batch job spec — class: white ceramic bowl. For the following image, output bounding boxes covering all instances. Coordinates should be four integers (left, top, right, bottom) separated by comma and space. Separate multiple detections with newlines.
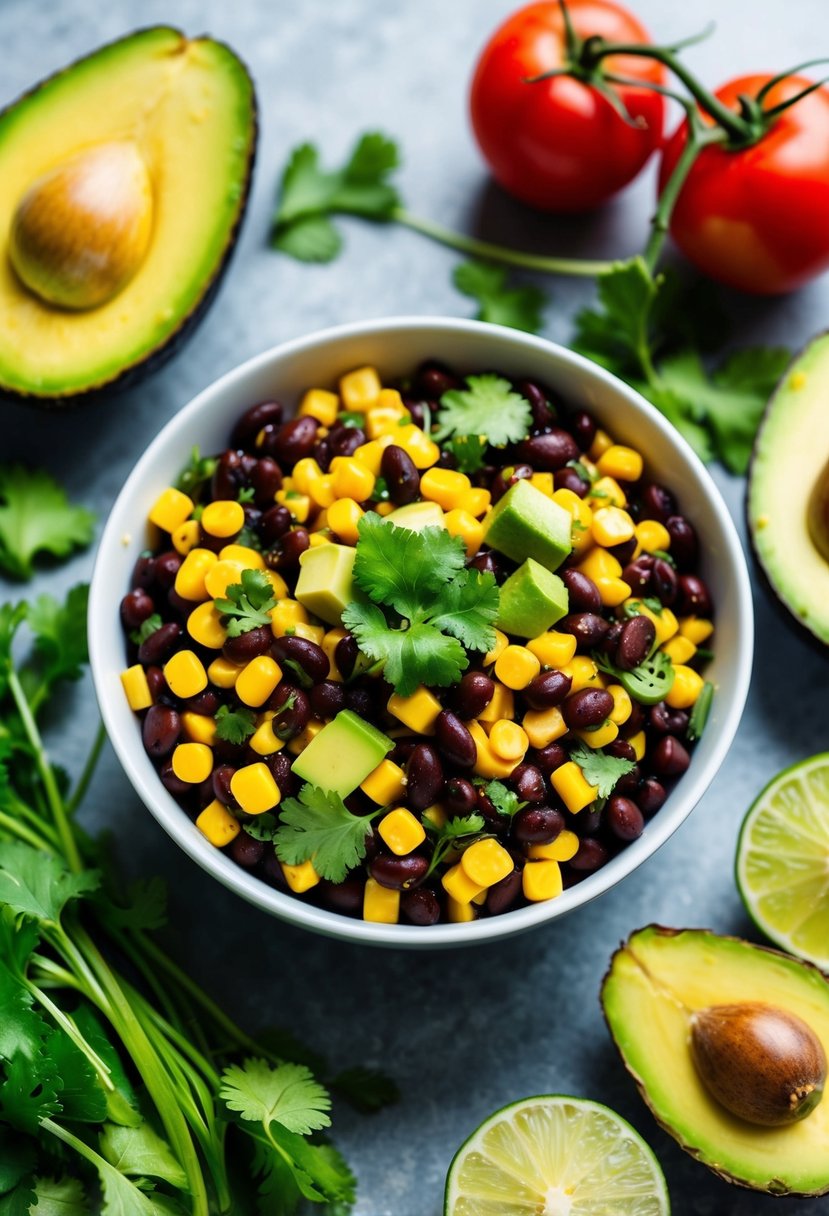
89, 317, 753, 947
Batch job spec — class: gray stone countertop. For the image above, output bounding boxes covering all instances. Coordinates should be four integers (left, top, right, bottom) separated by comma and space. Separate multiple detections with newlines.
1, 0, 829, 1211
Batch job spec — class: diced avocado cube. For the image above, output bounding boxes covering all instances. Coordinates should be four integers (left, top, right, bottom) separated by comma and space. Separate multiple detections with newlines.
496, 559, 569, 638
291, 709, 393, 797
386, 501, 445, 531
483, 479, 571, 571
295, 544, 357, 626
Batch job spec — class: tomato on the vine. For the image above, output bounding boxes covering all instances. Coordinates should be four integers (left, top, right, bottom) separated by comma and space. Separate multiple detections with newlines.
469, 0, 665, 212
660, 75, 829, 295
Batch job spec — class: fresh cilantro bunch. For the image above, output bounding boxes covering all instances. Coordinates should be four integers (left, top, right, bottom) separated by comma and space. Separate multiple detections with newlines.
342, 516, 499, 696
0, 466, 95, 581
215, 569, 278, 636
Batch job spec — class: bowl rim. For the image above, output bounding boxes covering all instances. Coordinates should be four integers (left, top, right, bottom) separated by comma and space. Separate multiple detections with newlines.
89, 315, 754, 948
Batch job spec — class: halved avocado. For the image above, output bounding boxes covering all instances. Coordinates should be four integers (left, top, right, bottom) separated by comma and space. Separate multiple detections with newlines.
602, 926, 829, 1195
748, 334, 829, 647
0, 27, 256, 402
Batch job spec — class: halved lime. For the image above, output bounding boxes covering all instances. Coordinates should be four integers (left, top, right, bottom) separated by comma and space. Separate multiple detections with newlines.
444, 1094, 670, 1216
736, 752, 829, 969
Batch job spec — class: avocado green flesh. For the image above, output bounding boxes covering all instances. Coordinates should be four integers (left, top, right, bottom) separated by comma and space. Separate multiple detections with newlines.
291, 710, 392, 797
483, 480, 572, 572
497, 559, 568, 638
602, 926, 829, 1195
748, 333, 829, 646
0, 27, 255, 397
295, 544, 357, 626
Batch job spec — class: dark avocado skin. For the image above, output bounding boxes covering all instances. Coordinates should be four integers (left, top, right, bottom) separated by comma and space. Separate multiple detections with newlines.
0, 27, 258, 409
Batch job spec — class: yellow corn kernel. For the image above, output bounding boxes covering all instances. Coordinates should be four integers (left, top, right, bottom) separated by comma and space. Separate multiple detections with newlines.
262, 570, 289, 599
275, 491, 312, 523
629, 730, 647, 761
590, 475, 627, 508
121, 665, 153, 712
494, 645, 541, 691
201, 499, 245, 539
149, 487, 194, 533
552, 487, 593, 555
528, 830, 580, 862
196, 800, 240, 848
181, 712, 217, 747
576, 547, 622, 582
457, 487, 492, 517
522, 859, 563, 902
652, 605, 679, 645
187, 601, 227, 650
447, 896, 477, 923
378, 808, 426, 857
461, 839, 513, 888
219, 543, 266, 570
442, 862, 485, 904
588, 428, 613, 460
387, 686, 442, 734
468, 720, 521, 779
443, 509, 484, 558
340, 366, 382, 412
174, 548, 217, 601
679, 616, 714, 645
322, 628, 347, 681
308, 532, 332, 548
394, 425, 440, 469
561, 656, 602, 693
236, 656, 282, 707
172, 519, 201, 556
471, 888, 488, 907
288, 621, 326, 645
662, 635, 697, 665
595, 576, 632, 608
365, 401, 409, 439
420, 467, 471, 510
666, 664, 705, 709
299, 388, 339, 426
204, 559, 244, 600
596, 444, 643, 483
607, 684, 632, 726
282, 860, 320, 894
522, 706, 567, 750
592, 506, 635, 548
635, 519, 671, 553
249, 718, 285, 756
363, 877, 400, 923
171, 742, 213, 784
330, 456, 375, 502
476, 681, 514, 726
230, 762, 280, 815
551, 761, 598, 814
164, 650, 207, 699
422, 803, 447, 831
353, 436, 394, 476
292, 458, 324, 495
484, 629, 509, 666
575, 719, 619, 749
361, 759, 407, 805
207, 656, 244, 689
327, 497, 364, 545
529, 472, 554, 497
270, 599, 310, 636
527, 631, 577, 670
489, 719, 529, 762
287, 718, 325, 755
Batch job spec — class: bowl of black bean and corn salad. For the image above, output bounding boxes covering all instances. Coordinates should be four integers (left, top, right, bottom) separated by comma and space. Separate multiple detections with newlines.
89, 318, 753, 945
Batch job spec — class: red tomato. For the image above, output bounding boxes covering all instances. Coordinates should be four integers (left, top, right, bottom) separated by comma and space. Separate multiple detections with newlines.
469, 0, 665, 212
660, 75, 829, 294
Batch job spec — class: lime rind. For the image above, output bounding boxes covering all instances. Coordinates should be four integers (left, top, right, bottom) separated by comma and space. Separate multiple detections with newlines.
444, 1094, 670, 1216
736, 752, 829, 969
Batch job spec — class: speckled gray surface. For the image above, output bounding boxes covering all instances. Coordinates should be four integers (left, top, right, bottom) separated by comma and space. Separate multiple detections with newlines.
2, 0, 829, 1212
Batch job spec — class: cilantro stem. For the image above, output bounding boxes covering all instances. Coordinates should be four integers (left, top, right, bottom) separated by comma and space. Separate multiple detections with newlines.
393, 208, 615, 277
0, 806, 55, 853
65, 720, 107, 818
26, 978, 115, 1090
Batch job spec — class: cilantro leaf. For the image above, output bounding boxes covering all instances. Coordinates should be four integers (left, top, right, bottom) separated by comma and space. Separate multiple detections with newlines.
444, 434, 488, 474
331, 1066, 400, 1113
274, 784, 378, 883
453, 261, 547, 334
272, 134, 401, 263
0, 842, 99, 926
0, 962, 50, 1062
215, 570, 277, 636
101, 877, 168, 933
573, 257, 657, 373
220, 1058, 331, 1135
351, 515, 466, 618
249, 1130, 355, 1211
428, 570, 499, 654
423, 812, 486, 877
25, 587, 89, 688
569, 741, 635, 799
243, 813, 279, 844
0, 1132, 35, 1193
215, 704, 257, 746
129, 613, 162, 647
45, 1027, 107, 1123
0, 1179, 35, 1216
343, 601, 467, 697
28, 1177, 87, 1216
0, 467, 95, 581
99, 1122, 187, 1188
0, 1052, 61, 1133
175, 447, 217, 499
437, 374, 532, 448
482, 780, 524, 818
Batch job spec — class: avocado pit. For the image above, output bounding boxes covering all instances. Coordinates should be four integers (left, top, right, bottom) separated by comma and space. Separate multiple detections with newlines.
807, 456, 829, 564
690, 1001, 827, 1127
8, 140, 153, 310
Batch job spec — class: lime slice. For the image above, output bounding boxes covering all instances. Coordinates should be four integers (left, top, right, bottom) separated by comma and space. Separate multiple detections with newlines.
736, 752, 829, 969
444, 1094, 670, 1216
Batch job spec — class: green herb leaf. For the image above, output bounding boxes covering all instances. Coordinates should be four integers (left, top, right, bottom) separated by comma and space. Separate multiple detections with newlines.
0, 962, 49, 1062
45, 1027, 107, 1123
437, 374, 532, 448
453, 261, 547, 334
423, 813, 486, 877
331, 1066, 400, 1113
99, 1122, 187, 1188
687, 680, 714, 742
343, 601, 466, 697
215, 570, 277, 636
0, 1179, 35, 1216
444, 434, 488, 475
175, 447, 217, 498
215, 704, 257, 746
26, 587, 90, 688
220, 1058, 331, 1135
0, 467, 95, 581
29, 1176, 87, 1216
0, 1132, 35, 1193
0, 842, 99, 926
482, 780, 524, 818
274, 785, 377, 883
0, 1052, 60, 1133
102, 877, 168, 933
568, 741, 635, 799
428, 571, 499, 654
352, 515, 466, 619
129, 613, 162, 647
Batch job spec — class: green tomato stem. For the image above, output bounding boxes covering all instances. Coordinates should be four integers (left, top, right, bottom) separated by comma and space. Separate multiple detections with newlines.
642, 121, 729, 274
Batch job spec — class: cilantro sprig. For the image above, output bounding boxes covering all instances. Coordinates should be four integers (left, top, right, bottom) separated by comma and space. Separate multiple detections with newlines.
215, 703, 257, 745
569, 741, 635, 799
423, 813, 486, 877
453, 261, 547, 334
274, 785, 381, 883
342, 516, 499, 696
0, 467, 95, 581
129, 612, 162, 646
444, 434, 488, 475
436, 374, 532, 449
215, 569, 278, 636
175, 446, 218, 499
480, 780, 525, 818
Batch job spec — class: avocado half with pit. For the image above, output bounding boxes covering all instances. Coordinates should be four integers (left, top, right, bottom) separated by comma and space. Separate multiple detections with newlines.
602, 926, 829, 1196
748, 333, 829, 647
0, 27, 256, 402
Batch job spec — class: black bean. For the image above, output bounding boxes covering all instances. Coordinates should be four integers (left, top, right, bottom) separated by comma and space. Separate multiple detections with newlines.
345, 685, 374, 719
560, 569, 601, 613
486, 869, 522, 916
622, 555, 655, 595
491, 463, 533, 502
665, 515, 698, 570
567, 409, 597, 451
272, 417, 318, 467
143, 705, 180, 758
222, 626, 272, 663
329, 424, 366, 458
570, 838, 609, 871
212, 765, 236, 805
259, 505, 292, 546
651, 735, 691, 776
266, 528, 310, 569
154, 550, 182, 590
554, 467, 589, 497
518, 428, 579, 471
621, 700, 646, 738
609, 537, 637, 566
406, 744, 444, 810
167, 587, 197, 618
560, 612, 610, 650
606, 796, 645, 841
334, 633, 358, 680
614, 615, 656, 671
600, 620, 624, 657
310, 681, 346, 719
121, 589, 155, 631
231, 401, 284, 450
272, 687, 310, 740
475, 788, 510, 835
145, 666, 166, 701
641, 482, 676, 523
370, 853, 429, 890
131, 553, 156, 590
677, 574, 713, 617
160, 759, 190, 798
533, 743, 568, 775
651, 557, 678, 605
231, 830, 265, 867
452, 672, 495, 719
515, 379, 556, 430
434, 711, 476, 769
212, 450, 246, 500
186, 690, 220, 716
319, 877, 365, 916
138, 621, 181, 666
312, 438, 332, 472
443, 777, 477, 816
636, 778, 667, 817
524, 669, 572, 709
268, 752, 299, 798
381, 444, 420, 506
562, 688, 614, 729
259, 852, 289, 891
511, 764, 546, 804
605, 739, 636, 762
512, 806, 564, 844
251, 458, 283, 506
413, 360, 462, 399
649, 702, 690, 736
401, 887, 441, 925
273, 636, 329, 684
